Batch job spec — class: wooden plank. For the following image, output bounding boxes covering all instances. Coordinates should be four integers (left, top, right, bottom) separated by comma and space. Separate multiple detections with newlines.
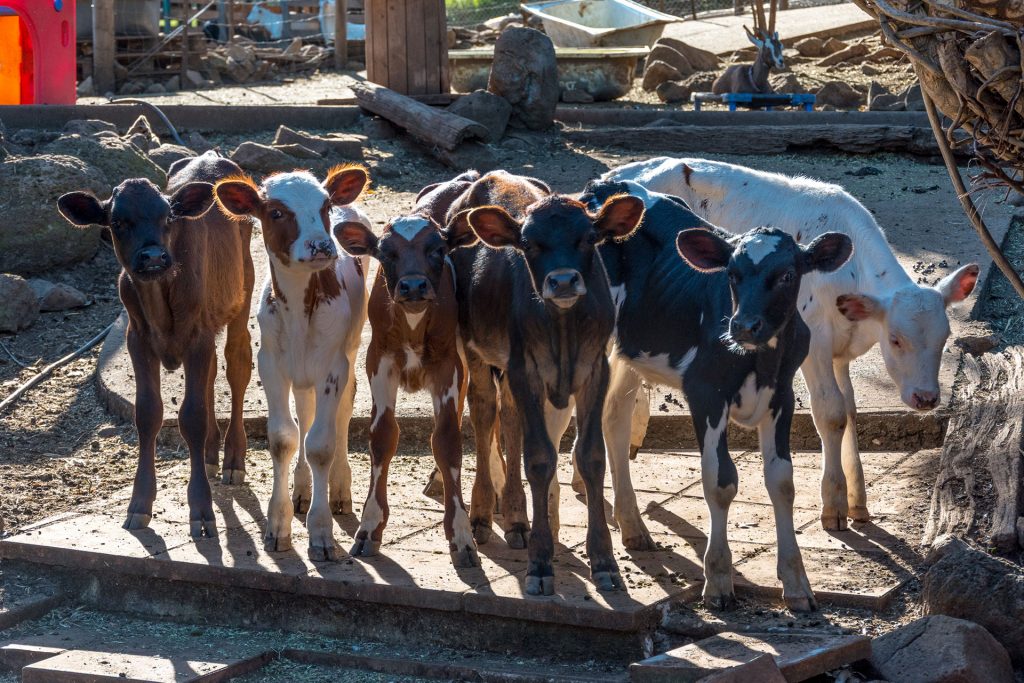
334, 0, 348, 69
422, 0, 441, 94
386, 0, 408, 93
405, 0, 427, 95
437, 0, 450, 93
92, 0, 116, 94
367, 0, 388, 85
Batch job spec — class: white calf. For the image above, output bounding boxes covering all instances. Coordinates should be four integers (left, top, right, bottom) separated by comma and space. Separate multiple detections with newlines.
604, 157, 979, 530
215, 166, 370, 559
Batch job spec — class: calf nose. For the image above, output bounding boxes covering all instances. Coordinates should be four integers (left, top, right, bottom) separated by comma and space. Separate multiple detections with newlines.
543, 269, 586, 300
731, 316, 764, 343
306, 238, 337, 261
135, 246, 171, 273
396, 275, 433, 302
911, 390, 939, 411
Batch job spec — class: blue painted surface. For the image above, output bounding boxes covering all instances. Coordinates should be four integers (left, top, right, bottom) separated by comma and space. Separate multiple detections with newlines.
691, 92, 816, 112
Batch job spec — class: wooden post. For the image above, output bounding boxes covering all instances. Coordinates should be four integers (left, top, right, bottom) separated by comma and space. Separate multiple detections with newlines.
92, 0, 116, 95
181, 3, 191, 90
334, 0, 348, 70
281, 0, 292, 39
366, 0, 448, 95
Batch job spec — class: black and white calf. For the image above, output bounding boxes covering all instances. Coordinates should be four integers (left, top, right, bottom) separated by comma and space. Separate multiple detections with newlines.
585, 180, 852, 610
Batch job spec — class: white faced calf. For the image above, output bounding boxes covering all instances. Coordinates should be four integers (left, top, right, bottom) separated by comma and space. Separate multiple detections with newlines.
214, 166, 370, 560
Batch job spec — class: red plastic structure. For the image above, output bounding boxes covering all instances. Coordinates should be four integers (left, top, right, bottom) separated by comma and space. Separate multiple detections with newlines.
0, 0, 76, 104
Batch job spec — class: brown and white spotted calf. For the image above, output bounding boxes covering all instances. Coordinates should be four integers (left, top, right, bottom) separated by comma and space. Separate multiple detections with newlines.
334, 172, 481, 567
214, 166, 370, 561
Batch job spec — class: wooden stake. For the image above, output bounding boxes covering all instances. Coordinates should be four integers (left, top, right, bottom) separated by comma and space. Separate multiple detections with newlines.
92, 0, 116, 94
334, 0, 348, 70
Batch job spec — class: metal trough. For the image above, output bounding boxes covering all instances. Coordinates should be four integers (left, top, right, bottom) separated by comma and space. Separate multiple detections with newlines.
520, 0, 676, 48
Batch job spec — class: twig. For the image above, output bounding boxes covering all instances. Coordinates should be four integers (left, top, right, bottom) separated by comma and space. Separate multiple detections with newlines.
0, 322, 115, 415
0, 340, 32, 369
922, 82, 1024, 301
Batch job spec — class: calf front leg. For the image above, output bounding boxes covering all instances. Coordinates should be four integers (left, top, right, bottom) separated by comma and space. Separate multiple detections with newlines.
329, 361, 357, 515
221, 300, 252, 485
203, 353, 220, 480
466, 354, 500, 544
260, 348, 298, 552
352, 354, 399, 557
303, 358, 350, 562
543, 399, 573, 545
292, 387, 315, 514
498, 377, 528, 549
801, 336, 849, 530
835, 360, 868, 522
432, 364, 479, 568
691, 401, 736, 610
124, 324, 161, 530
181, 335, 218, 538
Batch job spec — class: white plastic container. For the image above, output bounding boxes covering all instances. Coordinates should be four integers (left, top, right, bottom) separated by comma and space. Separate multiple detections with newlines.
520, 0, 676, 48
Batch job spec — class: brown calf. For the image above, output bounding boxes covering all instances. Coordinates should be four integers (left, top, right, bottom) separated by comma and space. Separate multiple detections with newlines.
58, 151, 255, 537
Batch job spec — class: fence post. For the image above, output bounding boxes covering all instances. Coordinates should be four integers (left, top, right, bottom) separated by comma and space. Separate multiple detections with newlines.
334, 0, 348, 69
93, 0, 116, 94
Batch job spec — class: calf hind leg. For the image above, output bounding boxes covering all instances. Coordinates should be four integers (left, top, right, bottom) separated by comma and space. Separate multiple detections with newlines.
836, 360, 868, 522
292, 387, 315, 514
352, 356, 399, 557
466, 356, 500, 544
203, 354, 221, 480
329, 366, 357, 515
499, 377, 529, 549
262, 352, 298, 552
304, 361, 351, 561
181, 337, 218, 538
222, 302, 252, 485
801, 340, 849, 531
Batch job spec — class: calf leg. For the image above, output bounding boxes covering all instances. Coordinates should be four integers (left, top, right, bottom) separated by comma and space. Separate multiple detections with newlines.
603, 356, 654, 550
573, 373, 651, 496
543, 400, 574, 545
499, 378, 529, 549
124, 323, 162, 530
203, 354, 220, 480
835, 360, 868, 522
691, 401, 735, 610
329, 362, 356, 515
261, 348, 298, 551
352, 354, 399, 557
181, 335, 218, 538
801, 335, 849, 530
432, 363, 479, 568
222, 300, 252, 485
466, 354, 499, 544
304, 359, 349, 562
292, 387, 315, 514
759, 390, 816, 612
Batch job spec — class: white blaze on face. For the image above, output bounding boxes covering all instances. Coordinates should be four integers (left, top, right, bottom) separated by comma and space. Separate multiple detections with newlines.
739, 233, 782, 265
392, 216, 430, 241
263, 171, 332, 263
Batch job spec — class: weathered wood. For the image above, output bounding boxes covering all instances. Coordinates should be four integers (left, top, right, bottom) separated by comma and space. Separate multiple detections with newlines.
334, 0, 348, 70
964, 31, 1024, 119
349, 79, 486, 149
562, 124, 945, 156
924, 348, 1024, 551
92, 0, 116, 94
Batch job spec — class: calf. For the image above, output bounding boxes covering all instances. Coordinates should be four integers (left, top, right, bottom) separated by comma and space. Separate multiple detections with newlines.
603, 158, 979, 529
333, 173, 481, 567
449, 171, 645, 594
57, 151, 255, 537
584, 180, 852, 610
214, 166, 369, 560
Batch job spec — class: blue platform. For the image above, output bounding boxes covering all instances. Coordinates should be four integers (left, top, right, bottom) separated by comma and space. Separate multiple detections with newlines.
691, 92, 816, 111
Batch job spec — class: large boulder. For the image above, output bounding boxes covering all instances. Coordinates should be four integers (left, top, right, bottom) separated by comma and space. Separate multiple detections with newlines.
488, 27, 559, 131
148, 144, 197, 172
447, 90, 512, 142
0, 274, 40, 332
770, 72, 804, 94
818, 42, 869, 67
871, 615, 1013, 683
815, 81, 864, 109
27, 279, 89, 312
648, 44, 695, 79
642, 60, 683, 91
655, 72, 717, 103
655, 37, 720, 71
922, 536, 1024, 665
45, 134, 166, 187
230, 141, 297, 175
794, 37, 826, 57
0, 155, 110, 275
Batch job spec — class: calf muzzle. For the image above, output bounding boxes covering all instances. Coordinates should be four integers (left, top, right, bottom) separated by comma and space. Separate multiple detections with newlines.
395, 274, 435, 306
543, 269, 586, 309
132, 245, 172, 278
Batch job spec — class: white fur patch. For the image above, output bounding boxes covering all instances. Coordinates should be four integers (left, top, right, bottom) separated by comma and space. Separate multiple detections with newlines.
630, 351, 685, 389
675, 347, 698, 377
404, 309, 426, 330
392, 216, 430, 241
403, 345, 422, 372
730, 372, 774, 427
740, 233, 782, 265
369, 356, 396, 430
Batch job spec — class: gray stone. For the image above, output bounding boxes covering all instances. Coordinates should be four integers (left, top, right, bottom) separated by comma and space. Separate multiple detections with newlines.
76, 76, 95, 97
230, 141, 296, 175
822, 37, 848, 55
148, 144, 197, 172
185, 69, 206, 88
45, 134, 166, 187
861, 64, 880, 76
447, 90, 512, 142
272, 125, 365, 159
272, 143, 323, 159
62, 119, 118, 137
643, 60, 683, 92
868, 80, 889, 102
144, 82, 166, 95
125, 115, 161, 152
184, 132, 214, 153
815, 81, 864, 109
26, 279, 89, 312
794, 37, 826, 57
902, 83, 925, 111
165, 76, 180, 92
655, 80, 691, 104
871, 615, 1013, 683
770, 72, 804, 94
0, 155, 109, 275
488, 27, 558, 131
655, 37, 719, 71
922, 536, 1024, 665
870, 94, 905, 111
648, 44, 695, 79
818, 43, 869, 67
10, 129, 58, 146
0, 274, 40, 332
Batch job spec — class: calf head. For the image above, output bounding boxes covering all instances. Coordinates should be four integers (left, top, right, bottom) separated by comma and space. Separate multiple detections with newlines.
58, 178, 215, 281
836, 263, 979, 410
213, 165, 368, 271
678, 227, 853, 351
461, 194, 645, 310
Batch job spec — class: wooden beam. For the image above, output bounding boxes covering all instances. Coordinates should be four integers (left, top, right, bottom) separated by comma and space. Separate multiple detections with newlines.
334, 0, 348, 70
92, 0, 116, 94
349, 78, 485, 149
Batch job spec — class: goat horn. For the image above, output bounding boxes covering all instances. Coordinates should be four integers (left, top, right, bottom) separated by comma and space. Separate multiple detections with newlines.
768, 0, 777, 34
752, 0, 767, 34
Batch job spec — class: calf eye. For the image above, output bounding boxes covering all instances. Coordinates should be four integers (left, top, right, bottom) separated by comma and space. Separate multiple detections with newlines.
270, 209, 283, 220
890, 335, 903, 350
776, 269, 795, 287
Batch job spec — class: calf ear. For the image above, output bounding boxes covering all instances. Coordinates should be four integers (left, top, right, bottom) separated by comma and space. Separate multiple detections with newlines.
324, 165, 369, 206
442, 209, 479, 249
334, 221, 379, 257
802, 232, 853, 274
57, 192, 109, 227
168, 182, 214, 219
936, 263, 979, 305
468, 207, 521, 249
836, 294, 880, 322
595, 194, 645, 243
215, 180, 261, 217
676, 228, 733, 273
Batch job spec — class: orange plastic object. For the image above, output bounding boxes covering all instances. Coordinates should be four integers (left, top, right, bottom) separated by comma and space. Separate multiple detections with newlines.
0, 1, 76, 104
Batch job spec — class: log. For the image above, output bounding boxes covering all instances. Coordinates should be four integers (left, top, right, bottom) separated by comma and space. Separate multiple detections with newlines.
562, 124, 946, 156
923, 348, 1024, 551
349, 79, 486, 150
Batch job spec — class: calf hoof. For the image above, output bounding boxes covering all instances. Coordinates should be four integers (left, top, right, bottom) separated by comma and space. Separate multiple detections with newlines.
308, 541, 340, 562
350, 536, 381, 557
422, 470, 444, 498
505, 525, 529, 550
525, 575, 555, 596
703, 591, 737, 611
570, 478, 587, 498
849, 505, 871, 524
331, 498, 353, 515
471, 517, 492, 545
221, 469, 245, 485
205, 463, 219, 480
450, 543, 481, 568
820, 511, 848, 531
189, 517, 217, 539
785, 593, 818, 613
623, 530, 657, 552
123, 512, 152, 530
592, 570, 624, 592
293, 494, 311, 515
264, 533, 293, 553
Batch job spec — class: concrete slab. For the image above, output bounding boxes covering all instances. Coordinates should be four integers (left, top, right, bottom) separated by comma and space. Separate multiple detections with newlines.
20, 649, 269, 683
630, 631, 871, 682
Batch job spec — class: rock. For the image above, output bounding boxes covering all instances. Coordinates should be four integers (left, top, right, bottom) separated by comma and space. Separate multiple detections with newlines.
561, 87, 594, 104
0, 274, 40, 332
815, 81, 864, 109
818, 43, 870, 67
655, 37, 720, 71
868, 80, 889, 101
185, 69, 206, 88
165, 76, 181, 92
954, 333, 1001, 355
861, 64, 880, 76
144, 82, 166, 95
77, 75, 95, 97
45, 134, 166, 187
62, 119, 119, 137
871, 616, 1013, 683
362, 116, 398, 140
870, 94, 905, 111
0, 154, 109, 274
118, 81, 146, 95
26, 279, 89, 311
846, 165, 883, 176
124, 115, 160, 152
865, 47, 903, 62
642, 60, 683, 91
922, 536, 1024, 665
273, 143, 323, 159
822, 37, 848, 55
655, 80, 691, 104
184, 131, 214, 153
447, 90, 512, 142
272, 125, 365, 159
795, 37, 826, 57
902, 83, 924, 111
648, 44, 695, 79
769, 72, 804, 94
488, 27, 559, 131
148, 144, 197, 172
230, 141, 296, 175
